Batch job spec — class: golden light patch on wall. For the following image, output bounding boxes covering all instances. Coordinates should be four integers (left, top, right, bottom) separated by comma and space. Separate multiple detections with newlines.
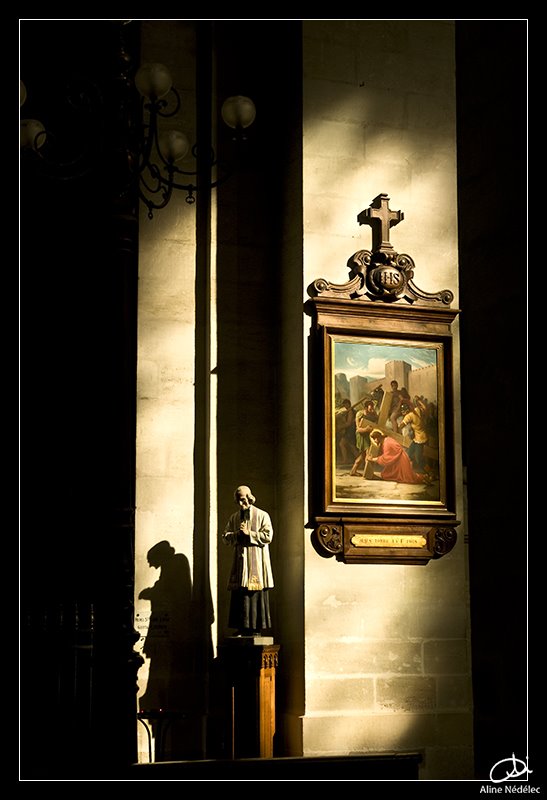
304, 550, 409, 646
303, 27, 458, 291
302, 710, 435, 755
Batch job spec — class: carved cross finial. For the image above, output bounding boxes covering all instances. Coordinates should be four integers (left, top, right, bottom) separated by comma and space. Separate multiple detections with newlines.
357, 193, 404, 254
306, 192, 454, 306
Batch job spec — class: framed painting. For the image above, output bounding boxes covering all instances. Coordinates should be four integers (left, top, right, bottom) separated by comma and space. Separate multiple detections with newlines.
305, 193, 461, 563
306, 297, 460, 565
328, 334, 447, 513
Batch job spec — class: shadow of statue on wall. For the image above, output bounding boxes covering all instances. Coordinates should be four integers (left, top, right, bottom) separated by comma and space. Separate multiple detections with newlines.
137, 539, 216, 759
138, 541, 194, 715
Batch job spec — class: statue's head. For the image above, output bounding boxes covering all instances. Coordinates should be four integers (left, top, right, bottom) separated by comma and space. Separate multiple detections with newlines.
234, 485, 256, 506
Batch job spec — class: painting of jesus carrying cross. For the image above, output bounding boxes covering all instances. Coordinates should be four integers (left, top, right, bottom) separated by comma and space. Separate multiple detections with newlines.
331, 336, 445, 506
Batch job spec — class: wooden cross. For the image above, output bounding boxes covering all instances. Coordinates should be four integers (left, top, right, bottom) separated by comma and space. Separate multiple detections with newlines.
363, 390, 404, 479
362, 391, 438, 480
357, 193, 404, 254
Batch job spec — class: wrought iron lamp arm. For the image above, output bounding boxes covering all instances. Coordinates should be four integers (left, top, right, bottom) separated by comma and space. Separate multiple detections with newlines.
21, 56, 255, 216
139, 167, 177, 217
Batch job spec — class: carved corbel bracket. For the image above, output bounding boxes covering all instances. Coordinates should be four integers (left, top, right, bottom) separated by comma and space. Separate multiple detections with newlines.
313, 523, 344, 558
433, 526, 459, 558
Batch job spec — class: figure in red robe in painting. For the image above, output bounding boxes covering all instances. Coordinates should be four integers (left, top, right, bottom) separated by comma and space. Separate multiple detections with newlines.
366, 429, 428, 484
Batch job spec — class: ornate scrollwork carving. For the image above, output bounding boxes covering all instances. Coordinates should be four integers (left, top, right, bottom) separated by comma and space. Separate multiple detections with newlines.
433, 527, 458, 557
306, 194, 454, 307
314, 523, 344, 557
348, 248, 372, 273
308, 273, 364, 300
406, 280, 454, 306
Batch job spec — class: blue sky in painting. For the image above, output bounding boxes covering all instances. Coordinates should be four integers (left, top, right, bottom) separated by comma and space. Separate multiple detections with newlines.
334, 340, 437, 381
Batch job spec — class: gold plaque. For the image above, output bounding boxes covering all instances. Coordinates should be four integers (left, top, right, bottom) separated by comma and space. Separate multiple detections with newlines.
351, 533, 427, 548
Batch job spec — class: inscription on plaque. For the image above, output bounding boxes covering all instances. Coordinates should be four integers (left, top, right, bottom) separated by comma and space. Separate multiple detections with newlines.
351, 534, 427, 548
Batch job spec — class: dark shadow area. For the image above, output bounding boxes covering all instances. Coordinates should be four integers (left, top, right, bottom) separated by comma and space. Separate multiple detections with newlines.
214, 19, 282, 638
20, 600, 96, 779
128, 752, 422, 780
20, 19, 143, 779
455, 20, 529, 779
213, 20, 304, 757
138, 541, 193, 712
138, 540, 206, 761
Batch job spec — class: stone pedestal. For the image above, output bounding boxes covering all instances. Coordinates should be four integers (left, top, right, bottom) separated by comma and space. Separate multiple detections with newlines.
217, 638, 280, 759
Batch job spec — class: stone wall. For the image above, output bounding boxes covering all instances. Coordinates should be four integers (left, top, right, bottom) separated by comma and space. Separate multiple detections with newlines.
301, 20, 471, 779
133, 19, 472, 778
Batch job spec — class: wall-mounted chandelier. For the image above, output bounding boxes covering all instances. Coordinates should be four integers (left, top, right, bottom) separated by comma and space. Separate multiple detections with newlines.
133, 63, 256, 216
20, 59, 256, 219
